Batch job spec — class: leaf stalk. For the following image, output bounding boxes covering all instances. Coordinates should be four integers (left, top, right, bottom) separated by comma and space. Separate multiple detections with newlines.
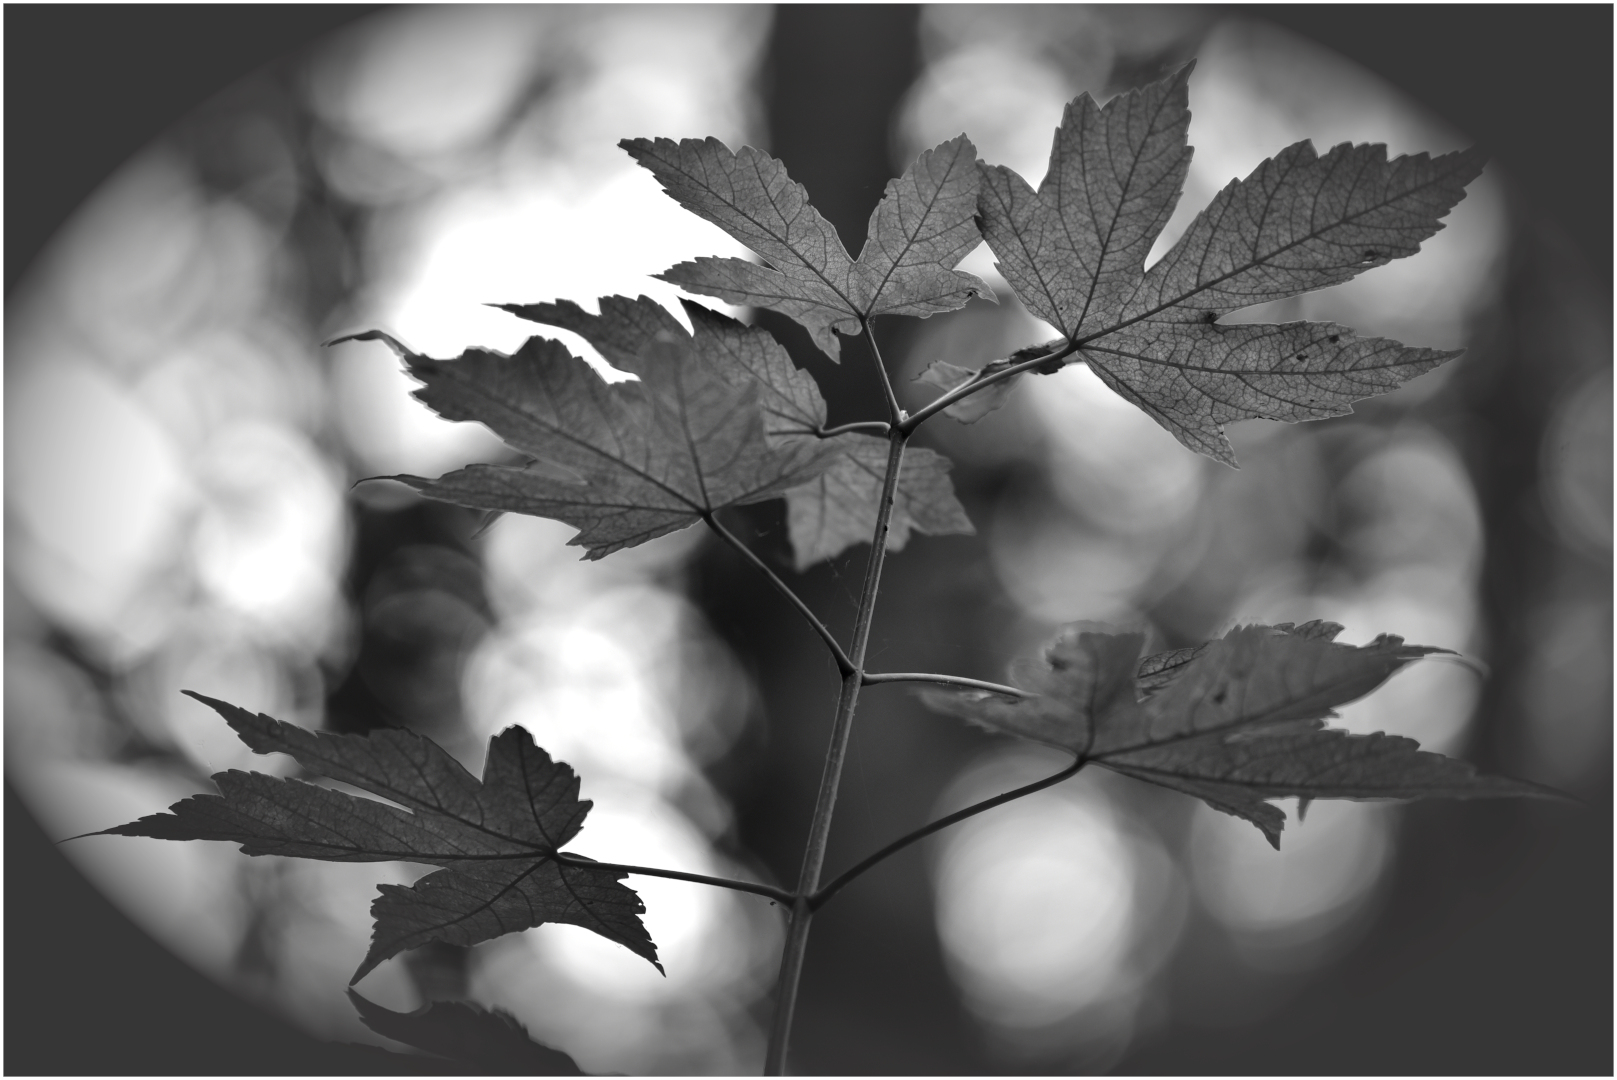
862, 671, 1031, 698
703, 513, 855, 677
901, 340, 1078, 433
551, 853, 792, 905
808, 754, 1084, 910
862, 317, 907, 426
812, 420, 892, 438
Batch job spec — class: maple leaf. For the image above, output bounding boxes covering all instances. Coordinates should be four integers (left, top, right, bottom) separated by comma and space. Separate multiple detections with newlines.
348, 990, 583, 1075
95, 693, 660, 981
921, 622, 1558, 846
329, 327, 832, 560
972, 63, 1484, 464
498, 295, 972, 568
621, 134, 995, 362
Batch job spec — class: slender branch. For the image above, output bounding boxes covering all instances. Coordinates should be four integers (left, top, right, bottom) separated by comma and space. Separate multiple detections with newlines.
901, 340, 1079, 433
809, 754, 1085, 911
815, 420, 892, 438
552, 852, 793, 905
703, 512, 855, 677
765, 428, 907, 1075
862, 317, 906, 426
862, 671, 1032, 698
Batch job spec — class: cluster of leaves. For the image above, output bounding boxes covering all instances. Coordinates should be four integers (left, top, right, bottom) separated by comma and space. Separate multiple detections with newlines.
89, 64, 1559, 1069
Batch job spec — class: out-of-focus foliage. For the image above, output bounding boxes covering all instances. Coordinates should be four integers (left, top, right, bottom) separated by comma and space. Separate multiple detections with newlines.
8, 8, 782, 1071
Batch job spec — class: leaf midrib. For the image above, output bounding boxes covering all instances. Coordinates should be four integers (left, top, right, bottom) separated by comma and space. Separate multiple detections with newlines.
1080, 340, 1438, 378
427, 362, 709, 514
1073, 154, 1471, 348
647, 141, 861, 318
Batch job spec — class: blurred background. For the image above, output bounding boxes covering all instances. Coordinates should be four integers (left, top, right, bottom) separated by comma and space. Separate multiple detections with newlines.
5, 5, 1610, 1074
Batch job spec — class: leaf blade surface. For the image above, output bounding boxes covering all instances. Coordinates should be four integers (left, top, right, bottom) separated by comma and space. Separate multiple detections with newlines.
922, 622, 1556, 844
976, 64, 1194, 338
626, 136, 991, 361
335, 328, 830, 560
97, 696, 661, 981
964, 68, 1484, 466
495, 295, 974, 568
783, 437, 973, 570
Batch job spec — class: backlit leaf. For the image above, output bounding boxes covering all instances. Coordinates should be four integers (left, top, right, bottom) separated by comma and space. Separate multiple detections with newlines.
623, 135, 994, 361
1084, 321, 1459, 466
976, 63, 1195, 340
330, 328, 832, 560
922, 623, 1557, 846
970, 65, 1484, 465
501, 296, 973, 568
97, 693, 659, 981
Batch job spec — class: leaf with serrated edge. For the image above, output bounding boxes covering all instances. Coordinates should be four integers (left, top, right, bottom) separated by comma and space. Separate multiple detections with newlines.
330, 328, 831, 560
499, 295, 974, 568
1120, 140, 1485, 324
976, 63, 1194, 339
348, 991, 583, 1075
1085, 321, 1460, 466
499, 296, 825, 440
922, 623, 1559, 846
970, 65, 1484, 466
623, 135, 993, 362
96, 694, 660, 980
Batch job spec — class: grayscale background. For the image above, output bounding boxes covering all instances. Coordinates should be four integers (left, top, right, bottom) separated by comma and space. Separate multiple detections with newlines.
6, 5, 1610, 1074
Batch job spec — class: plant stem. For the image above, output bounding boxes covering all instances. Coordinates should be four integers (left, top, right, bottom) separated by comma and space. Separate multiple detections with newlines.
809, 754, 1084, 910
863, 317, 906, 425
764, 428, 907, 1075
703, 512, 855, 677
900, 340, 1078, 433
552, 853, 793, 905
862, 671, 1031, 698
814, 420, 892, 438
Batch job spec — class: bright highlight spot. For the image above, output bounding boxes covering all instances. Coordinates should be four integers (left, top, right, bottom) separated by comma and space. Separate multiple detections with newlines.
1190, 798, 1392, 969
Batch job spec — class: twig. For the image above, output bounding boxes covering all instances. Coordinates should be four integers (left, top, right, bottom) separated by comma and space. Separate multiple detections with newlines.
809, 754, 1085, 910
815, 420, 892, 438
863, 317, 906, 426
863, 671, 1031, 698
552, 853, 793, 906
901, 340, 1078, 433
703, 513, 855, 677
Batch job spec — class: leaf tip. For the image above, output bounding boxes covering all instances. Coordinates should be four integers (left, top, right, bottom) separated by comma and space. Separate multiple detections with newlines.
324, 329, 410, 358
